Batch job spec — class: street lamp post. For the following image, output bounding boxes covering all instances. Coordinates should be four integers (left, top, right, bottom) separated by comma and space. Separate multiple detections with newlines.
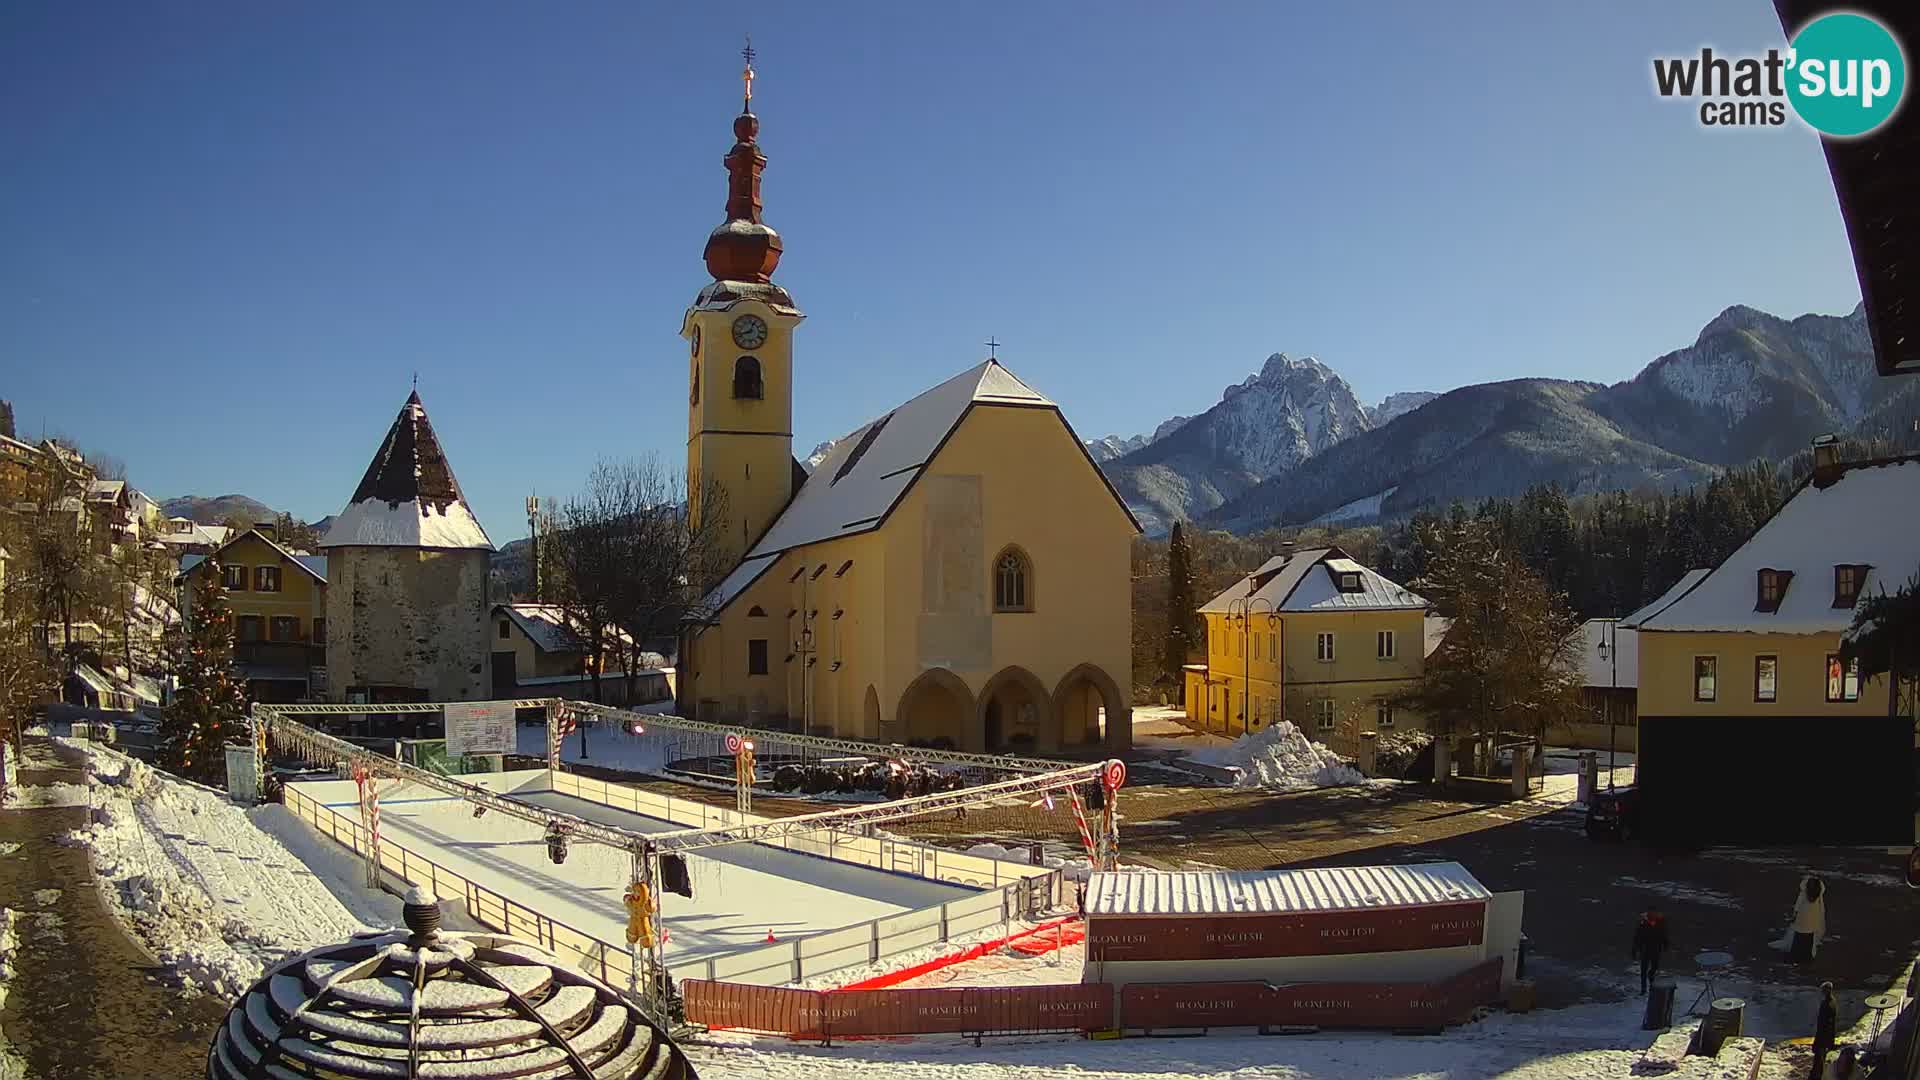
1596, 619, 1618, 790
1227, 597, 1277, 739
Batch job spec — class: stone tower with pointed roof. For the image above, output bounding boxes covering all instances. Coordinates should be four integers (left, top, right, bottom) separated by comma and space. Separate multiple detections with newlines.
320, 391, 495, 704
678, 54, 1140, 752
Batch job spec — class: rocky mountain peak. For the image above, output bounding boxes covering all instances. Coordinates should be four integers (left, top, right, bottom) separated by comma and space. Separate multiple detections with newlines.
1697, 304, 1775, 342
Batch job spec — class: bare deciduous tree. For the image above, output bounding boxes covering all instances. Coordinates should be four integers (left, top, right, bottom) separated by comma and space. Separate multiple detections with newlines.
548, 457, 730, 753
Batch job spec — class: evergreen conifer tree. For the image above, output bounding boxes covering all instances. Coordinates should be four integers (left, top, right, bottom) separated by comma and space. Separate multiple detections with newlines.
1162, 522, 1198, 697
160, 558, 250, 784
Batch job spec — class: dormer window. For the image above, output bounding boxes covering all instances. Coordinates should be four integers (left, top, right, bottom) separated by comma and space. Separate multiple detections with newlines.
1325, 557, 1367, 594
1755, 569, 1792, 613
1833, 564, 1868, 609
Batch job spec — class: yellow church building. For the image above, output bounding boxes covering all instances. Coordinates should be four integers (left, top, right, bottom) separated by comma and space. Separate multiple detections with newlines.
675, 57, 1138, 753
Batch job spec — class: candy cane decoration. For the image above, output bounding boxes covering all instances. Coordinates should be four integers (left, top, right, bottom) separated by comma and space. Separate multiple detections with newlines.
351, 763, 381, 888
1067, 788, 1097, 861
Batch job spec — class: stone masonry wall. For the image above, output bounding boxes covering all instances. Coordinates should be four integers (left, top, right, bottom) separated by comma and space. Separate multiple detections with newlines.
325, 547, 490, 701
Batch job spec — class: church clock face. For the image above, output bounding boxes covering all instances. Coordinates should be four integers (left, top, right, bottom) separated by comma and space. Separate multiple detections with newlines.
731, 314, 769, 350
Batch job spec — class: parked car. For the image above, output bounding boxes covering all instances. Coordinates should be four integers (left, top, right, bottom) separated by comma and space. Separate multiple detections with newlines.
1586, 785, 1641, 842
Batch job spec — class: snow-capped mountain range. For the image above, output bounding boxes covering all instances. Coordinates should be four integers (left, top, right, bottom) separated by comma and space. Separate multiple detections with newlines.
789, 303, 1895, 536
1099, 302, 1897, 534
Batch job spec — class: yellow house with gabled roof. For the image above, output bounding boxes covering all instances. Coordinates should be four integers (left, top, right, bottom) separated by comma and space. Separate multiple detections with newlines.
1187, 547, 1429, 750
179, 527, 328, 703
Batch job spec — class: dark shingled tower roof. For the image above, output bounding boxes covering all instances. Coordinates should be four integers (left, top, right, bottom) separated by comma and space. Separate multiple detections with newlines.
351, 390, 469, 511
319, 391, 494, 550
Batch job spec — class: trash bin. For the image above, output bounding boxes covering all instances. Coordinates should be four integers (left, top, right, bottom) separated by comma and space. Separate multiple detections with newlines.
1643, 979, 1677, 1031
1697, 998, 1745, 1056
1516, 933, 1530, 981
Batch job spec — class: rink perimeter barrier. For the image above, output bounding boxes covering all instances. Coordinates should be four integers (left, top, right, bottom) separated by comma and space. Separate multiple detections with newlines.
550, 769, 1063, 895
682, 957, 1503, 1040
282, 782, 1047, 989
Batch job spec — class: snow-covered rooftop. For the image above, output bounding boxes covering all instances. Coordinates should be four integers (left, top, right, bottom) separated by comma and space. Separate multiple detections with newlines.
1087, 862, 1489, 917
496, 604, 640, 655
1574, 619, 1638, 689
156, 521, 232, 548
320, 391, 493, 551
1199, 547, 1427, 614
1621, 569, 1710, 628
180, 530, 328, 583
1632, 457, 1920, 634
706, 359, 1113, 613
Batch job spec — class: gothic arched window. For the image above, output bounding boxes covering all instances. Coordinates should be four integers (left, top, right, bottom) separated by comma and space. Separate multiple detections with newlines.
993, 546, 1032, 612
733, 356, 763, 400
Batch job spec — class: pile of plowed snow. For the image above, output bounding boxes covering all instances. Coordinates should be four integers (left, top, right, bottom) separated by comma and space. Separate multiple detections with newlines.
1185, 722, 1367, 791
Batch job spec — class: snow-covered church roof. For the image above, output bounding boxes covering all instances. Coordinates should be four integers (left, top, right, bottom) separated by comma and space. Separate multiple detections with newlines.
1631, 455, 1920, 634
704, 359, 1132, 613
320, 391, 494, 551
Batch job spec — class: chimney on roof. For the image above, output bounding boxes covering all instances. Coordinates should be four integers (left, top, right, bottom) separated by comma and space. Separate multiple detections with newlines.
1811, 433, 1842, 488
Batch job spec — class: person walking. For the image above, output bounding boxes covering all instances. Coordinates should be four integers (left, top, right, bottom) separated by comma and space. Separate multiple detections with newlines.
1792, 876, 1828, 964
1809, 982, 1838, 1080
1632, 905, 1670, 994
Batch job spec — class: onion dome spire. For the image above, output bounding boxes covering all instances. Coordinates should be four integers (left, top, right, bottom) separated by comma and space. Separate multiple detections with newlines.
703, 37, 783, 283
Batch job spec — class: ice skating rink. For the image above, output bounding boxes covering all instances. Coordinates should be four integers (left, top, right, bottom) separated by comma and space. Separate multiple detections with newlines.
292, 773, 978, 964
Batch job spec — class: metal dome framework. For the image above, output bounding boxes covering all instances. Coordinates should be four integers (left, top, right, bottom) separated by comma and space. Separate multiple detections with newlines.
207, 915, 691, 1080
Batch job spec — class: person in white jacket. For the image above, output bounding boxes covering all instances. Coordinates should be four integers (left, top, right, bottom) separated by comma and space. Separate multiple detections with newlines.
1790, 875, 1827, 963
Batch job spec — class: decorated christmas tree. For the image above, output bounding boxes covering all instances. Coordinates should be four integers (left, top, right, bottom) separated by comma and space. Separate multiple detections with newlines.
160, 557, 251, 784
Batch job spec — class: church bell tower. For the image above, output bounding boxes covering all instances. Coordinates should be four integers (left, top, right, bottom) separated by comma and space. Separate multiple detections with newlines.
684, 41, 805, 561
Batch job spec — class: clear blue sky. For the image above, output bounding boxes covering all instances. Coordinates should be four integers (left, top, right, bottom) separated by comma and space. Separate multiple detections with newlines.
0, 2, 1864, 541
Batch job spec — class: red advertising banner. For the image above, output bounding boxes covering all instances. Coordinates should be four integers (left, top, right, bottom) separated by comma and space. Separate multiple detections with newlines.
1087, 900, 1486, 962
1117, 958, 1505, 1031
682, 980, 1115, 1037
684, 960, 1501, 1038
1119, 982, 1274, 1029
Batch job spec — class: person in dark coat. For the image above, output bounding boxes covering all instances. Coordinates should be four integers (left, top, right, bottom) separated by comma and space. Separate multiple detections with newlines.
1810, 982, 1838, 1080
1631, 905, 1670, 994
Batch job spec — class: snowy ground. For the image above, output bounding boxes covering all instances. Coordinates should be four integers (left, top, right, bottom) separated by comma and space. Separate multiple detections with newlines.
295, 778, 978, 964
689, 944, 1907, 1080
682, 1002, 1743, 1080
50, 738, 369, 998
1185, 723, 1369, 791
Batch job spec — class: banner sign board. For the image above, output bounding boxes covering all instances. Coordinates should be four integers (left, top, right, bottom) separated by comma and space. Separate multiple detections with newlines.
1086, 900, 1487, 962
443, 702, 515, 756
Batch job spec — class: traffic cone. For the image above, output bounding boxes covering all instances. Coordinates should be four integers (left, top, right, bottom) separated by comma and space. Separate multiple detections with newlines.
766, 929, 777, 944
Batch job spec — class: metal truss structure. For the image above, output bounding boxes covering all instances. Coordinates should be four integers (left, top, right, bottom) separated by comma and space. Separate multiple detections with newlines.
259, 706, 653, 854
646, 759, 1112, 853
566, 700, 1071, 774
256, 701, 1116, 858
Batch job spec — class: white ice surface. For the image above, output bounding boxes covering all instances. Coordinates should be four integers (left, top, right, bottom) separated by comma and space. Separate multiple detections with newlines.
326, 783, 976, 963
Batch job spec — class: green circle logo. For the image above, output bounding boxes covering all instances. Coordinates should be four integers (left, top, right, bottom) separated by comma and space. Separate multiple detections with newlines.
1787, 12, 1907, 137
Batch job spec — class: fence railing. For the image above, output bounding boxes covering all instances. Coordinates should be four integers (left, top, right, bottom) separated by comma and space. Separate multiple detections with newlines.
281, 783, 641, 990
551, 770, 1061, 895
282, 781, 1049, 988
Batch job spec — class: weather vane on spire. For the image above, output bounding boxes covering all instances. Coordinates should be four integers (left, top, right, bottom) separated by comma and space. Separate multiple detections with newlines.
741, 34, 756, 110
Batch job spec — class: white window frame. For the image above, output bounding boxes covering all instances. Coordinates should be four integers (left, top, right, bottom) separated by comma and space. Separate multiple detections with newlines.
1693, 655, 1717, 703
1316, 632, 1335, 662
1314, 699, 1335, 731
1377, 630, 1395, 659
1377, 704, 1395, 728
